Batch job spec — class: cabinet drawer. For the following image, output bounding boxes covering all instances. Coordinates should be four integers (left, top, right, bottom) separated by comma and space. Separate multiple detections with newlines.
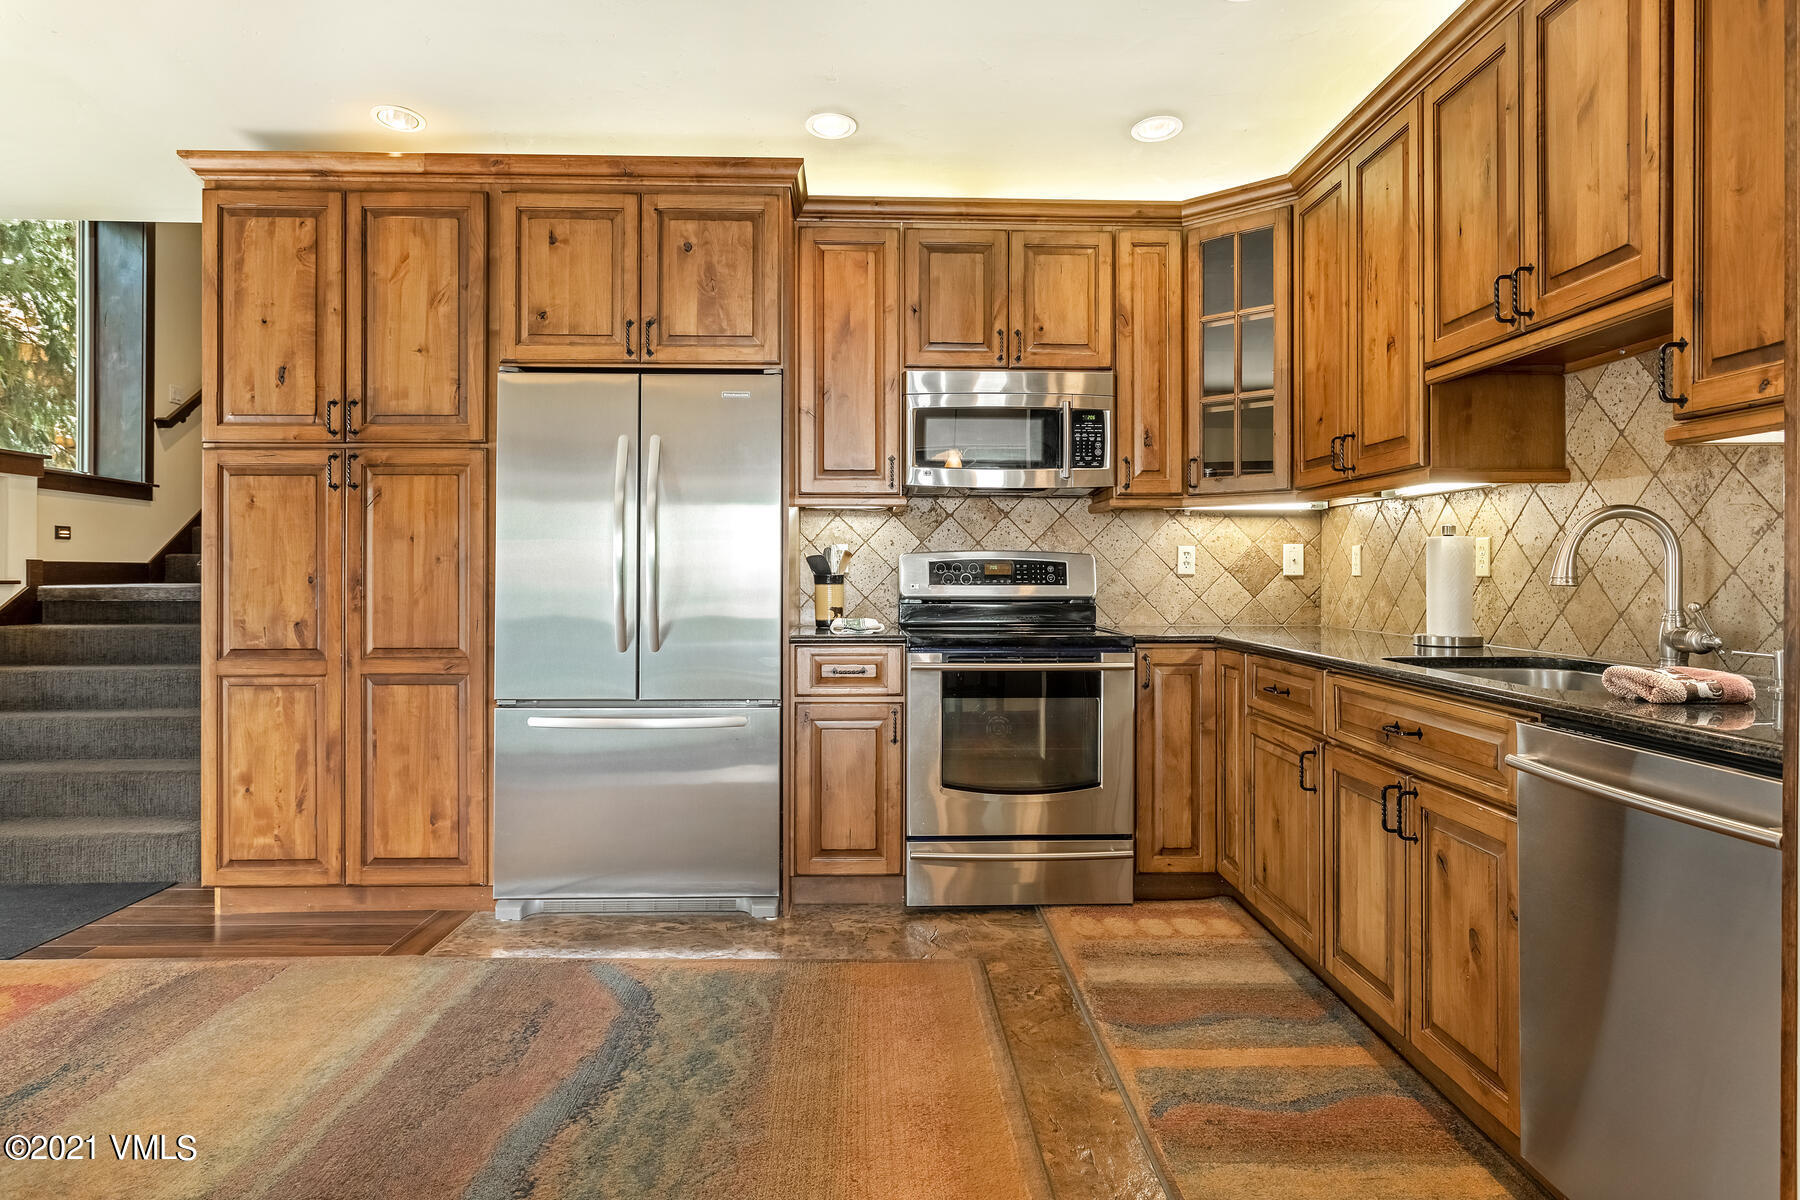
1245, 656, 1324, 732
794, 645, 905, 696
1325, 675, 1526, 805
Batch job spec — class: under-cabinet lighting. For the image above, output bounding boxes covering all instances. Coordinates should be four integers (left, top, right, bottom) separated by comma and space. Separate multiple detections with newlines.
1130, 115, 1184, 143
805, 112, 858, 140
1379, 482, 1495, 500
1180, 501, 1326, 513
1702, 430, 1784, 445
371, 105, 426, 132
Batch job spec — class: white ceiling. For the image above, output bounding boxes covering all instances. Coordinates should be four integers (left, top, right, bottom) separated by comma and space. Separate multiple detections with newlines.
2, 0, 1462, 221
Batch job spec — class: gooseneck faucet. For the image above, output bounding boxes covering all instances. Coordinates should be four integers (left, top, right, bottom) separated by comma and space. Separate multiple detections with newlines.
1549, 504, 1721, 667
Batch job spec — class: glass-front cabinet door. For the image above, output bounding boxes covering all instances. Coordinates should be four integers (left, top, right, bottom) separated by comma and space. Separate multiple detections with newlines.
1187, 209, 1292, 495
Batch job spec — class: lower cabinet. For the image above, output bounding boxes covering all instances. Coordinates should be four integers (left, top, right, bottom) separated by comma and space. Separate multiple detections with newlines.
1134, 647, 1214, 872
1245, 714, 1324, 961
1214, 651, 1246, 888
790, 700, 904, 876
1323, 746, 1410, 1031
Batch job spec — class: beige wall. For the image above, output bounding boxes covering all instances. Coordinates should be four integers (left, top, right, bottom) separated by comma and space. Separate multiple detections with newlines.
37, 221, 202, 563
1319, 352, 1785, 673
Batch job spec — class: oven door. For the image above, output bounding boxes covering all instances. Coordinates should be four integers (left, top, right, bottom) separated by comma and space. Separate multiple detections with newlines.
905, 394, 1112, 491
906, 651, 1134, 837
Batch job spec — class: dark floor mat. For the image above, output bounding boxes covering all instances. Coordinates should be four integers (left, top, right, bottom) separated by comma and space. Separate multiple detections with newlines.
0, 882, 171, 958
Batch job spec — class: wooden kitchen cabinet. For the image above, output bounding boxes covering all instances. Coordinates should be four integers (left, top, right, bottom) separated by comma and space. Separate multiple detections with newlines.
1521, 0, 1671, 327
641, 192, 784, 364
1214, 651, 1247, 888
345, 448, 487, 885
1114, 230, 1183, 496
1293, 166, 1351, 490
1405, 776, 1521, 1132
1008, 229, 1113, 368
1323, 746, 1411, 1032
794, 225, 904, 503
1667, 0, 1786, 429
201, 190, 344, 444
1245, 714, 1324, 963
1423, 13, 1525, 365
1134, 648, 1214, 873
497, 191, 641, 364
903, 227, 1009, 366
792, 701, 904, 875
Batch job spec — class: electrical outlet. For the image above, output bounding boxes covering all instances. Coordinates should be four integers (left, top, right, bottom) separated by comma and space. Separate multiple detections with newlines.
1282, 543, 1304, 577
54, 525, 72, 541
1351, 545, 1362, 577
1176, 545, 1196, 576
1475, 536, 1492, 577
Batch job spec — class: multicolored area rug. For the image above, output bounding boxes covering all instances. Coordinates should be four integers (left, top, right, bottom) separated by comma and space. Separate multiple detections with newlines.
0, 958, 1052, 1200
1044, 899, 1545, 1199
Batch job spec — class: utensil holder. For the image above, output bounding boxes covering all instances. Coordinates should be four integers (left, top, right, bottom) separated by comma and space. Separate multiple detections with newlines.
813, 575, 845, 631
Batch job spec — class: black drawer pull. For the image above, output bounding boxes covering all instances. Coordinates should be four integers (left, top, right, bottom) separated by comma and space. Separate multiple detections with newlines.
1380, 783, 1401, 835
1262, 684, 1291, 697
1381, 721, 1424, 740
1395, 786, 1420, 842
1298, 748, 1318, 794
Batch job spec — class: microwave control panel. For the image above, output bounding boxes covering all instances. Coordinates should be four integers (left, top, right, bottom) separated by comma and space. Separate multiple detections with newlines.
1070, 410, 1108, 469
927, 559, 1068, 587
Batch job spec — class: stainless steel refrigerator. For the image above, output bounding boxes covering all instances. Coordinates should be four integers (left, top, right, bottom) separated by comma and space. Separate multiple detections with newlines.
492, 371, 782, 920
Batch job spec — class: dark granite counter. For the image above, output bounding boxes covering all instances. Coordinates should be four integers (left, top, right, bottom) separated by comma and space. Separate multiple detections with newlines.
1119, 624, 1783, 775
788, 626, 907, 645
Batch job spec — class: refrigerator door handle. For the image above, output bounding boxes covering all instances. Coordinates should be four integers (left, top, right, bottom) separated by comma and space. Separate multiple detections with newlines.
525, 715, 749, 731
612, 434, 631, 654
645, 432, 663, 652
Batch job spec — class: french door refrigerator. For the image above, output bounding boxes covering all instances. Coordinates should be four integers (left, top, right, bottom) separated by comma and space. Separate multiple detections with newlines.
492, 371, 782, 919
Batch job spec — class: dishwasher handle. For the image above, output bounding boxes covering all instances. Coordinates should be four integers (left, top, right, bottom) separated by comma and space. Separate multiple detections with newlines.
1506, 753, 1782, 848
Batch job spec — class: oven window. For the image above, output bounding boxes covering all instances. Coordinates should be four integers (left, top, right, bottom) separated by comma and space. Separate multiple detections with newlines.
938, 669, 1101, 795
913, 408, 1062, 472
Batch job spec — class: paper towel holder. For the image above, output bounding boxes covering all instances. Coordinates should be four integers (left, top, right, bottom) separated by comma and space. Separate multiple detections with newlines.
1413, 632, 1486, 650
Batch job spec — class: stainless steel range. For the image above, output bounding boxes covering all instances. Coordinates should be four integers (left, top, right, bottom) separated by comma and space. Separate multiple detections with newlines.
899, 551, 1134, 907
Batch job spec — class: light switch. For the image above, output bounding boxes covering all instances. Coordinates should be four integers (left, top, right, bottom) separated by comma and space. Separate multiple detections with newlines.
1282, 543, 1304, 576
1351, 545, 1362, 577
1475, 536, 1492, 577
1176, 546, 1196, 576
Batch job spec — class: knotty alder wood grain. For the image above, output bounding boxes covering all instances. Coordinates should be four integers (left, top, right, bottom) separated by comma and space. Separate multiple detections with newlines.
1294, 165, 1352, 490
904, 227, 1010, 366
1324, 744, 1411, 1032
498, 191, 641, 363
1214, 651, 1247, 889
640, 192, 784, 364
1008, 230, 1113, 369
1245, 714, 1326, 962
1114, 230, 1184, 496
791, 701, 904, 876
1134, 648, 1215, 872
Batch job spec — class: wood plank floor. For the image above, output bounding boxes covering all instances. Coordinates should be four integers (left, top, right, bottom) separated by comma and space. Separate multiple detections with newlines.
14, 886, 475, 959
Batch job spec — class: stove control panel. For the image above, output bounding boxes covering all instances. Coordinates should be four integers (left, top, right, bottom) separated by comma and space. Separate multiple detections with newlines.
927, 558, 1068, 587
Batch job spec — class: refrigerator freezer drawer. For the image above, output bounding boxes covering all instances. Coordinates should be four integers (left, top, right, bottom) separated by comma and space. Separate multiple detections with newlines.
905, 839, 1133, 907
494, 706, 779, 908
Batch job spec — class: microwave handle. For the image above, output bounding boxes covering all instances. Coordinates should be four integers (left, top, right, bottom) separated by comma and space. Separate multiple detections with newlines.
1059, 401, 1072, 481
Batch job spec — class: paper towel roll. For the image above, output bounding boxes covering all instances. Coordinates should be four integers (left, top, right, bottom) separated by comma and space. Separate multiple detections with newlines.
1424, 531, 1477, 639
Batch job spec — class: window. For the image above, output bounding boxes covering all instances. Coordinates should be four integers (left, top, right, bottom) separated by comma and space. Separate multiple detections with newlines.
0, 219, 153, 485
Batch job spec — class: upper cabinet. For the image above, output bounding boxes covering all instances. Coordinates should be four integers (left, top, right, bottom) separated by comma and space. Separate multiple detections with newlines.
1187, 209, 1292, 497
1115, 229, 1184, 496
794, 225, 904, 504
904, 227, 1112, 369
497, 191, 640, 364
641, 192, 784, 363
1666, 0, 1786, 434
1293, 168, 1352, 491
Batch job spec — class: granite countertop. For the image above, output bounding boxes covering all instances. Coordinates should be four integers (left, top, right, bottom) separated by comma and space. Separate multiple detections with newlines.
789, 626, 907, 644
1121, 624, 1783, 775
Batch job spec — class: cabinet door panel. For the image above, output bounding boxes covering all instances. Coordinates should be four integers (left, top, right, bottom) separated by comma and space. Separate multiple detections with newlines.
1323, 749, 1410, 1031
207, 674, 342, 884
1408, 780, 1520, 1132
346, 191, 487, 441
795, 225, 903, 501
499, 191, 640, 363
641, 192, 783, 363
1245, 715, 1323, 962
203, 189, 343, 443
1349, 98, 1425, 479
348, 674, 482, 884
793, 702, 903, 875
1672, 0, 1786, 415
1114, 230, 1183, 496
1214, 652, 1246, 888
1523, 0, 1670, 324
903, 228, 1009, 366
1293, 167, 1350, 489
1424, 14, 1524, 363
1134, 649, 1212, 872
349, 449, 484, 661
1009, 230, 1113, 368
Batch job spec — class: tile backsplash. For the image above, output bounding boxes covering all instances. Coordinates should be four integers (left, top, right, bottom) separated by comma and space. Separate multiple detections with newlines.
794, 498, 1323, 630
1320, 353, 1785, 672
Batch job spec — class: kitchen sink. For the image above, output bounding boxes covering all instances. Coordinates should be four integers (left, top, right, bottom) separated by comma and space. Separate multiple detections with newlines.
1381, 656, 1617, 695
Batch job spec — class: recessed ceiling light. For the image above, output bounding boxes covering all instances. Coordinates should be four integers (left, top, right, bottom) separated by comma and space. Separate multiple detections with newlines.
804, 112, 858, 140
1130, 115, 1183, 143
370, 104, 426, 133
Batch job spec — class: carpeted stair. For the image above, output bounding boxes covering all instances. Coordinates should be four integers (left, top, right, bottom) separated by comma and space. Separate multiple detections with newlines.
0, 582, 200, 884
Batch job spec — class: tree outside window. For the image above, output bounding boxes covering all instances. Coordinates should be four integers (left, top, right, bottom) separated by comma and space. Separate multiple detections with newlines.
0, 220, 80, 470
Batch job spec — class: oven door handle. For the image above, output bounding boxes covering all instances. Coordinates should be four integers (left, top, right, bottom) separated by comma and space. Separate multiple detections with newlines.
1059, 400, 1073, 481
908, 662, 1135, 672
908, 849, 1136, 863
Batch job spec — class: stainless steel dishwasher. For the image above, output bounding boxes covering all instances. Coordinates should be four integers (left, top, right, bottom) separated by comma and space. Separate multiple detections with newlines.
1508, 725, 1781, 1200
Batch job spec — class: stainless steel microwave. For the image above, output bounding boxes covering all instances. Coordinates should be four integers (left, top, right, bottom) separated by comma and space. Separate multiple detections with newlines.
904, 370, 1114, 494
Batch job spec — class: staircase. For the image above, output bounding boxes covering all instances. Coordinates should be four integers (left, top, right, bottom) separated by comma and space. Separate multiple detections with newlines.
0, 541, 201, 884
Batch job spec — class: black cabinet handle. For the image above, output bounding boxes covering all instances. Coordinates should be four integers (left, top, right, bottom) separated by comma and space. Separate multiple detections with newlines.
1339, 432, 1355, 474
1262, 683, 1290, 697
324, 399, 340, 437
345, 452, 360, 491
643, 316, 656, 358
1141, 653, 1151, 690
1380, 783, 1401, 835
1656, 339, 1690, 408
1381, 720, 1424, 740
1328, 434, 1342, 473
345, 398, 361, 436
326, 452, 339, 492
887, 455, 897, 488
1013, 329, 1022, 364
890, 708, 899, 744
1508, 265, 1535, 319
1490, 273, 1514, 324
625, 318, 635, 357
1120, 456, 1132, 491
1298, 748, 1318, 794
996, 328, 1005, 365
1396, 787, 1420, 842
1186, 456, 1199, 490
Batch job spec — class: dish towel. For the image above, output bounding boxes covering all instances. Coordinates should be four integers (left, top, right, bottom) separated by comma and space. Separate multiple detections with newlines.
1601, 664, 1757, 704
